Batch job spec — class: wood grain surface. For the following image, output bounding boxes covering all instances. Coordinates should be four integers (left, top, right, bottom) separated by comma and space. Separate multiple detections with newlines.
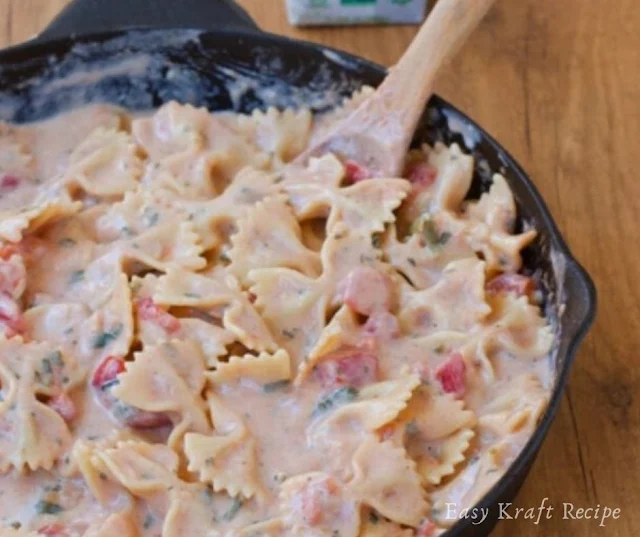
1, 0, 638, 536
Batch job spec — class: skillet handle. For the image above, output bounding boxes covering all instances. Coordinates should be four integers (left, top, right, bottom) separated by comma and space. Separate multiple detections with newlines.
38, 0, 259, 41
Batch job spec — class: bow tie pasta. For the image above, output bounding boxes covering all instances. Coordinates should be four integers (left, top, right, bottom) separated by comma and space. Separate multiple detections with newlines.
0, 96, 553, 537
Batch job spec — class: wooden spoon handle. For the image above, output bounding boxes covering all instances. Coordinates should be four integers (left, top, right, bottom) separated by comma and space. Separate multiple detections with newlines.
374, 0, 497, 132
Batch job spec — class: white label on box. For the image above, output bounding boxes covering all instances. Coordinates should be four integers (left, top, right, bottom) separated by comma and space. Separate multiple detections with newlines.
286, 0, 428, 26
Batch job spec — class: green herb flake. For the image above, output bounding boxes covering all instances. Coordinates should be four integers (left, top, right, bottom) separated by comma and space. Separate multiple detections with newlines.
421, 219, 440, 247
405, 420, 419, 436
184, 292, 201, 299
143, 207, 160, 227
92, 324, 124, 349
313, 386, 358, 418
34, 501, 63, 515
438, 231, 452, 245
221, 498, 243, 522
273, 472, 287, 483
143, 513, 155, 529
368, 511, 379, 524
68, 270, 85, 285
371, 234, 382, 248
58, 238, 76, 248
407, 257, 417, 267
263, 380, 290, 393
281, 328, 298, 341
120, 226, 134, 238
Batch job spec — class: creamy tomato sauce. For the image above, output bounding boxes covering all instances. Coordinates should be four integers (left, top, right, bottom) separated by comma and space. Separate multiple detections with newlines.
0, 98, 553, 537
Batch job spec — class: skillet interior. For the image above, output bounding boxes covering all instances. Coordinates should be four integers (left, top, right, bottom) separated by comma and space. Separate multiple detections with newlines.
0, 25, 596, 537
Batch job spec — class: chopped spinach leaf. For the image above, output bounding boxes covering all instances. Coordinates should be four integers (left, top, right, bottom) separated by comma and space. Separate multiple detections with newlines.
68, 270, 85, 285
35, 501, 63, 515
281, 328, 298, 341
92, 324, 123, 349
438, 231, 452, 245
143, 513, 155, 529
313, 386, 358, 418
263, 380, 290, 393
405, 420, 419, 436
143, 207, 160, 227
221, 498, 243, 522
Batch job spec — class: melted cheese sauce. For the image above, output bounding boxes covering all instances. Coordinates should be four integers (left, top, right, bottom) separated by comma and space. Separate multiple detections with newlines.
0, 100, 553, 537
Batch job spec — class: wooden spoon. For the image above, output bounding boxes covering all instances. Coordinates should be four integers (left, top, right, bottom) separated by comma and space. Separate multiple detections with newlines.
295, 0, 497, 178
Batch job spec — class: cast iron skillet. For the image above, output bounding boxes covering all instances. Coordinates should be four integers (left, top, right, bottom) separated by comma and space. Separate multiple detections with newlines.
0, 0, 596, 535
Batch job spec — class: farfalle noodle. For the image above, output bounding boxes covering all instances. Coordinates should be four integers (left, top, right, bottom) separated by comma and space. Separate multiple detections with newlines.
0, 98, 554, 537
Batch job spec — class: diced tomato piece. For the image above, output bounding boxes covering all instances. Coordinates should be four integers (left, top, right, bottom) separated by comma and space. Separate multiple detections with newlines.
37, 523, 68, 537
137, 297, 181, 334
416, 519, 438, 537
344, 160, 370, 183
407, 162, 438, 188
435, 353, 466, 397
486, 274, 535, 297
92, 356, 126, 388
37, 524, 67, 537
0, 292, 26, 338
300, 476, 338, 526
0, 174, 20, 191
47, 393, 77, 422
0, 257, 26, 297
314, 348, 379, 389
364, 311, 400, 341
341, 267, 394, 316
125, 410, 172, 429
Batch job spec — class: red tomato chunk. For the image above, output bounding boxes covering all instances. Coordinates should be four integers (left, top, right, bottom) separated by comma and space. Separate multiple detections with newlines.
91, 356, 126, 388
38, 523, 68, 537
342, 267, 394, 316
486, 274, 534, 297
0, 292, 26, 338
407, 162, 438, 188
0, 174, 21, 191
314, 348, 379, 389
344, 160, 370, 183
47, 393, 77, 422
0, 257, 26, 296
137, 297, 181, 334
435, 352, 466, 397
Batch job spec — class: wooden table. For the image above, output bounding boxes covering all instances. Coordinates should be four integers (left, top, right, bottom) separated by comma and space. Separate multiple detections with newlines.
1, 0, 638, 536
